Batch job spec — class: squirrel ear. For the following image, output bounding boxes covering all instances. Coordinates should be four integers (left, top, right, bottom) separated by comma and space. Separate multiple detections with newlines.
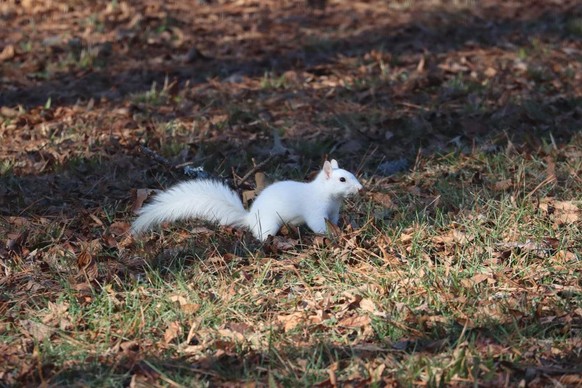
323, 160, 333, 179
330, 159, 339, 169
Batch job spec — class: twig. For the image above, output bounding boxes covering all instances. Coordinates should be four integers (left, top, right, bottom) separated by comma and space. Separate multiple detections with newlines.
139, 145, 213, 179
236, 154, 280, 188
139, 145, 173, 169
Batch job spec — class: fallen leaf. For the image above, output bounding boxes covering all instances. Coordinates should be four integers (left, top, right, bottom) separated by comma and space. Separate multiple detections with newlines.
370, 192, 395, 208
132, 188, 157, 213
218, 328, 245, 342
553, 250, 577, 262
182, 303, 201, 314
359, 298, 377, 313
264, 236, 298, 255
545, 156, 557, 183
164, 321, 182, 344
338, 315, 371, 328
226, 322, 251, 335
484, 66, 497, 77
6, 231, 28, 252
76, 250, 98, 281
169, 294, 201, 314
242, 189, 256, 205
255, 172, 267, 193
119, 340, 139, 353
433, 229, 472, 245
325, 218, 342, 240
0, 44, 15, 62
493, 178, 513, 191
41, 301, 70, 327
277, 312, 306, 332
399, 233, 413, 243
539, 198, 580, 225
76, 250, 92, 269
169, 294, 188, 305
19, 319, 55, 341
109, 221, 130, 236
189, 226, 215, 236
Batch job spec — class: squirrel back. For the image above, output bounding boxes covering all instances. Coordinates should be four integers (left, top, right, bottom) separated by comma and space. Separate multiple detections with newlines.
131, 159, 362, 241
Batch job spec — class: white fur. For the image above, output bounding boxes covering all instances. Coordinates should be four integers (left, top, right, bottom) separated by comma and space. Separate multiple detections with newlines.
131, 160, 363, 241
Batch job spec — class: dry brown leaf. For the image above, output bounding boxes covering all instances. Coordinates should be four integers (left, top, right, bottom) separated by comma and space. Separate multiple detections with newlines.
338, 315, 371, 328
327, 362, 338, 386
484, 67, 497, 77
399, 233, 413, 243
493, 178, 513, 191
0, 106, 21, 118
182, 303, 201, 314
460, 273, 491, 288
545, 156, 557, 183
109, 221, 130, 236
407, 185, 422, 196
471, 273, 491, 285
6, 231, 28, 251
169, 294, 188, 305
218, 328, 245, 342
433, 229, 472, 245
226, 322, 251, 335
325, 218, 342, 240
8, 216, 30, 226
170, 294, 201, 314
119, 340, 139, 353
76, 250, 92, 269
210, 114, 228, 125
189, 226, 215, 236
242, 189, 256, 206
370, 192, 395, 208
132, 188, 156, 213
555, 212, 579, 224
539, 198, 580, 225
255, 171, 267, 193
539, 198, 579, 213
553, 250, 577, 262
164, 321, 182, 344
0, 44, 15, 62
41, 302, 70, 327
370, 363, 386, 384
558, 375, 582, 386
359, 298, 377, 313
76, 250, 98, 281
264, 236, 298, 255
19, 319, 55, 341
101, 233, 118, 249
277, 312, 305, 332
89, 213, 104, 227
495, 239, 559, 256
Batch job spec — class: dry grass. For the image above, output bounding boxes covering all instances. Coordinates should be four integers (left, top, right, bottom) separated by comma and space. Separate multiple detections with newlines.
1, 0, 581, 386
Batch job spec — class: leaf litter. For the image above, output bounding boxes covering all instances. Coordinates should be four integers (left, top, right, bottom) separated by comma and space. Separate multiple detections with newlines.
1, 0, 582, 386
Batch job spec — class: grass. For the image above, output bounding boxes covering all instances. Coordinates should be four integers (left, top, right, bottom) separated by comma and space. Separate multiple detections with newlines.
1, 0, 582, 386
2, 138, 580, 386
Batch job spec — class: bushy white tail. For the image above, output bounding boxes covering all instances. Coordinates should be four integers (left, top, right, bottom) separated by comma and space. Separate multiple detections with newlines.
131, 180, 248, 234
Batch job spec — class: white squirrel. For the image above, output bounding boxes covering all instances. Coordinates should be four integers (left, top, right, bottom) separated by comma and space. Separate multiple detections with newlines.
131, 159, 363, 241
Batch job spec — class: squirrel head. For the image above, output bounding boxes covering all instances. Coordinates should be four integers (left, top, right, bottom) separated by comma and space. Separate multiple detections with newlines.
319, 159, 363, 198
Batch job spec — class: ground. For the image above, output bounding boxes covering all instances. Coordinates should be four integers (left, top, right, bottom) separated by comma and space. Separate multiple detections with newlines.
1, 0, 581, 386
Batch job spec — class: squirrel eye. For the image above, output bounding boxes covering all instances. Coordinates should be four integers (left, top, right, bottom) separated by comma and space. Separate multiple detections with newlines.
340, 177, 346, 182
